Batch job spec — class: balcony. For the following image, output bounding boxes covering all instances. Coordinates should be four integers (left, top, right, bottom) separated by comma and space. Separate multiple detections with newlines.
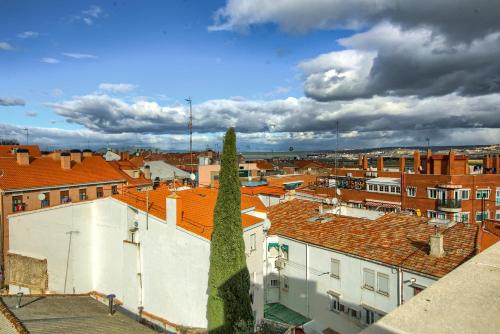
437, 199, 462, 213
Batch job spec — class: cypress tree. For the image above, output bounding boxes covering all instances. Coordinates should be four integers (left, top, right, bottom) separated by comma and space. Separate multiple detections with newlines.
207, 128, 254, 333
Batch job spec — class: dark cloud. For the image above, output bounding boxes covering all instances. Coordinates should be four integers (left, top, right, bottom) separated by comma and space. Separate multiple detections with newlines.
0, 98, 25, 106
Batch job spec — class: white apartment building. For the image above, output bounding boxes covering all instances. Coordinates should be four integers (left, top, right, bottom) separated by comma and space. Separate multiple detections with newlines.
6, 186, 266, 332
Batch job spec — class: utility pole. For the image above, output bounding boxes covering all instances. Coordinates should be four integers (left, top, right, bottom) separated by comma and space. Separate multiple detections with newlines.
185, 97, 193, 174
23, 128, 29, 145
426, 137, 430, 150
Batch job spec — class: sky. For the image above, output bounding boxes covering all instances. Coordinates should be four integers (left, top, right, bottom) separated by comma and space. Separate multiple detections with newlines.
1, 0, 500, 151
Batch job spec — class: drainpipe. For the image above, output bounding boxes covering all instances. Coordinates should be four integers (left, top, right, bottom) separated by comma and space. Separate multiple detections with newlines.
397, 266, 404, 306
306, 243, 309, 317
107, 294, 116, 315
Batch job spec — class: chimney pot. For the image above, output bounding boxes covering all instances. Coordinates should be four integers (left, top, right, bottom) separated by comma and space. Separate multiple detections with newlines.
16, 149, 30, 166
144, 165, 151, 180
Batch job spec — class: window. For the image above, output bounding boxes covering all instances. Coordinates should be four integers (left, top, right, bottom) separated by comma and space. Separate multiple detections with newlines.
363, 269, 375, 290
377, 273, 389, 296
460, 189, 470, 200
428, 210, 446, 220
427, 188, 437, 199
330, 259, 340, 279
407, 186, 416, 197
329, 294, 341, 313
476, 210, 489, 222
373, 185, 378, 191
269, 279, 279, 287
249, 233, 256, 252
364, 308, 375, 325
454, 212, 469, 223
496, 188, 500, 206
395, 186, 400, 194
476, 189, 490, 199
79, 189, 87, 201
282, 275, 289, 291
384, 185, 389, 192
496, 210, 500, 221
368, 184, 374, 191
12, 195, 24, 212
413, 286, 424, 296
40, 192, 50, 208
349, 309, 359, 319
96, 187, 104, 198
60, 190, 70, 203
111, 185, 119, 195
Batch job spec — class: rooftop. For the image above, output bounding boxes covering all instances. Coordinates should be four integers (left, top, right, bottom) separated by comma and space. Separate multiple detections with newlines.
107, 160, 152, 187
0, 155, 125, 191
113, 185, 266, 240
268, 200, 478, 278
0, 295, 157, 334
362, 242, 500, 334
0, 145, 42, 158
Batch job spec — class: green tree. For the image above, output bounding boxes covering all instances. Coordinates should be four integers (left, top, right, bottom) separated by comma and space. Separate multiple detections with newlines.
207, 128, 254, 333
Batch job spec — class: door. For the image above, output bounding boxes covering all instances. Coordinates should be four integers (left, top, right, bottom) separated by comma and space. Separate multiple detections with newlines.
121, 242, 141, 311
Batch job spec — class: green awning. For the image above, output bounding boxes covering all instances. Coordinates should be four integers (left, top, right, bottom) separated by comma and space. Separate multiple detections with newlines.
264, 303, 310, 326
268, 243, 280, 251
281, 244, 289, 252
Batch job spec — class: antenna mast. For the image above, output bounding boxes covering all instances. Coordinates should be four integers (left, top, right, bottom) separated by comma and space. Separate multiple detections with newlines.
185, 97, 193, 174
23, 128, 29, 145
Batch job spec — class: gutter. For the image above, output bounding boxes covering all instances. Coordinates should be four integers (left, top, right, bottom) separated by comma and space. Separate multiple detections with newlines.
2, 179, 126, 194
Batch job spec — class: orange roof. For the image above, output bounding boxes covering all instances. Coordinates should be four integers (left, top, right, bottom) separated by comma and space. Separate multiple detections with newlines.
479, 220, 500, 252
293, 160, 327, 169
0, 145, 41, 157
266, 174, 318, 188
0, 156, 125, 191
241, 185, 286, 196
113, 186, 265, 240
268, 200, 478, 278
256, 160, 274, 170
107, 160, 151, 187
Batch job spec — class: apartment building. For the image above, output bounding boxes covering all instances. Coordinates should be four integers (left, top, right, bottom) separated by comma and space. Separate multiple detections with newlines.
0, 148, 126, 264
6, 186, 266, 331
265, 200, 478, 334
305, 150, 500, 224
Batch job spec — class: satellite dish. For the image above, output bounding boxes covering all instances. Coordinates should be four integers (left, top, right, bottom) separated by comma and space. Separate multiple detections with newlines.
331, 198, 338, 205
336, 188, 342, 196
38, 193, 46, 201
190, 173, 196, 181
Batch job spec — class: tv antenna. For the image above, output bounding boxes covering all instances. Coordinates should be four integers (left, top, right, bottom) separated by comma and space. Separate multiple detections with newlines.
185, 97, 193, 174
23, 128, 29, 145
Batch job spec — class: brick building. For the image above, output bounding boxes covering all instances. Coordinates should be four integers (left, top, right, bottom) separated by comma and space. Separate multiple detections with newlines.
0, 147, 127, 264
303, 150, 500, 224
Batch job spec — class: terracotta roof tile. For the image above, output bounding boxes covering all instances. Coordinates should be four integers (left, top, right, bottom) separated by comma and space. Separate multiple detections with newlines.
268, 200, 478, 278
107, 160, 151, 186
0, 145, 41, 157
0, 156, 125, 191
113, 186, 265, 240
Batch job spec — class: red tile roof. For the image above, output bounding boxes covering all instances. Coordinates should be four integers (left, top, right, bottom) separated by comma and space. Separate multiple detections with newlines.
0, 156, 125, 191
268, 200, 478, 278
113, 186, 265, 240
256, 160, 274, 170
241, 185, 286, 196
0, 145, 41, 157
107, 161, 151, 187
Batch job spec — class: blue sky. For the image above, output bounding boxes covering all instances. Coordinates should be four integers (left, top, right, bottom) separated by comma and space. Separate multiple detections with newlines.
1, 0, 499, 150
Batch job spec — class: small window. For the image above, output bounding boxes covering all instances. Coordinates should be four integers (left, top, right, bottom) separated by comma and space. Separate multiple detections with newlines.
112, 185, 119, 195
384, 185, 389, 192
368, 184, 373, 191
364, 308, 375, 325
12, 195, 24, 212
476, 211, 489, 222
330, 259, 340, 279
476, 189, 490, 199
377, 273, 389, 296
461, 189, 470, 200
96, 187, 104, 198
496, 188, 500, 206
496, 210, 500, 221
282, 275, 289, 291
329, 294, 341, 313
407, 186, 416, 197
250, 233, 256, 252
79, 188, 87, 201
428, 188, 437, 199
60, 190, 70, 204
349, 308, 358, 318
454, 212, 470, 223
363, 269, 375, 290
269, 279, 279, 287
40, 192, 50, 208
395, 186, 400, 194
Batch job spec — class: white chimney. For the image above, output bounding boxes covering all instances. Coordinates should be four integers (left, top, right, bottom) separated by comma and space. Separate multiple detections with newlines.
429, 230, 445, 257
166, 193, 181, 225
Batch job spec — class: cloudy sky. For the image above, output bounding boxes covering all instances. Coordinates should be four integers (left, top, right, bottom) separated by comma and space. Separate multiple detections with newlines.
1, 0, 499, 151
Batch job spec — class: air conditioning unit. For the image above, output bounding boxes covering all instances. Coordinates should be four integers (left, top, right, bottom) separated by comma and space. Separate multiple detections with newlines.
275, 258, 287, 270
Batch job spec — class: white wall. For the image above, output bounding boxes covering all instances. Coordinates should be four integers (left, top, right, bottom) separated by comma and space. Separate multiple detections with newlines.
265, 236, 437, 334
9, 197, 265, 330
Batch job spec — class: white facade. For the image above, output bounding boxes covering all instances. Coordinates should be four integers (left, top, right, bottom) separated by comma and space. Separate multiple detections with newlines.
265, 235, 436, 334
8, 197, 265, 330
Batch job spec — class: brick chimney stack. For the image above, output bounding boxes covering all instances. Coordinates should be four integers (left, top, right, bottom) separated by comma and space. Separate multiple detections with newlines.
494, 155, 500, 174
358, 155, 363, 169
413, 150, 421, 174
426, 149, 432, 174
483, 155, 490, 174
362, 155, 369, 170
377, 156, 384, 172
399, 156, 406, 173
61, 152, 71, 170
52, 151, 61, 161
448, 149, 455, 175
70, 149, 82, 163
120, 151, 130, 161
82, 149, 93, 158
16, 149, 30, 166
143, 165, 151, 179
429, 229, 445, 258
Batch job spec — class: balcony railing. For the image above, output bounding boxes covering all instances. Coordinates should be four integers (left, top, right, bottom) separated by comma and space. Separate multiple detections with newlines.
438, 199, 462, 209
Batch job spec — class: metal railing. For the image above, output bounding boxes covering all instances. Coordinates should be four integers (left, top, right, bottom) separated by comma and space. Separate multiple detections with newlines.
437, 199, 462, 208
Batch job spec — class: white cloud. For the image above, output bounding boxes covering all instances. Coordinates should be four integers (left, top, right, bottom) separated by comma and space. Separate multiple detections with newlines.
0, 42, 14, 51
41, 57, 60, 64
80, 5, 103, 25
62, 52, 97, 59
17, 31, 39, 39
98, 83, 137, 93
0, 97, 25, 106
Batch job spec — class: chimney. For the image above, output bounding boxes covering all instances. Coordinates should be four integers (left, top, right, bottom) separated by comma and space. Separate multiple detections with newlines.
120, 151, 130, 161
166, 193, 182, 225
82, 149, 93, 158
52, 151, 61, 161
494, 155, 500, 174
413, 150, 421, 174
70, 149, 82, 163
483, 155, 489, 174
318, 203, 324, 215
16, 149, 30, 166
143, 165, 151, 180
377, 156, 384, 172
358, 155, 363, 169
429, 228, 445, 257
61, 152, 71, 170
399, 156, 406, 173
362, 155, 368, 170
448, 149, 455, 175
426, 149, 432, 174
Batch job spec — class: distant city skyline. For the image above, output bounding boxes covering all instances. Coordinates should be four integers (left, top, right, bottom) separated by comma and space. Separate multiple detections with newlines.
1, 0, 500, 150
